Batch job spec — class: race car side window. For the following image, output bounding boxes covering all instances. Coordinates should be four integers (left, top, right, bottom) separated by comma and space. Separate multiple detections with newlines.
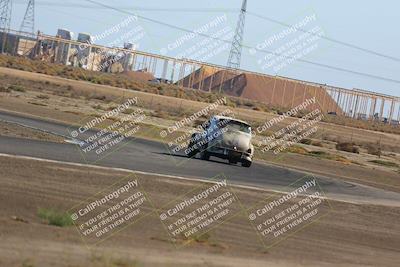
202, 119, 211, 130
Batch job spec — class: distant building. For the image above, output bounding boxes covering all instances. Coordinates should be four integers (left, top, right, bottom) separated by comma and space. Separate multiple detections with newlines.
357, 113, 367, 120
124, 43, 136, 50
0, 31, 36, 56
76, 33, 93, 69
56, 29, 73, 40
122, 43, 136, 71
55, 29, 73, 65
77, 33, 92, 44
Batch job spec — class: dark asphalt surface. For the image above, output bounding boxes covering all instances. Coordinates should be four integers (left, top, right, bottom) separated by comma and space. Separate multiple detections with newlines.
0, 110, 399, 206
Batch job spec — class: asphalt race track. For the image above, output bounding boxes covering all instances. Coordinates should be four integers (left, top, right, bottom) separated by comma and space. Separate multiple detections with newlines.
1, 110, 400, 206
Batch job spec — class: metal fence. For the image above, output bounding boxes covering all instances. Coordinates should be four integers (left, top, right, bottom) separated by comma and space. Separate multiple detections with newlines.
1, 30, 399, 124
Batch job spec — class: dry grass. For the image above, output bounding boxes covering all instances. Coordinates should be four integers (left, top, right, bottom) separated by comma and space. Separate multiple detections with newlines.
89, 253, 140, 267
369, 160, 399, 168
336, 142, 360, 154
37, 208, 73, 227
0, 54, 270, 112
308, 150, 352, 164
1, 54, 398, 135
323, 114, 400, 134
366, 143, 382, 157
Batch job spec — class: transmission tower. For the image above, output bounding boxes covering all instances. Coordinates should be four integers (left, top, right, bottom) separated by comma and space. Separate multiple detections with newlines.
0, 0, 12, 53
20, 0, 35, 35
0, 0, 12, 31
227, 0, 247, 69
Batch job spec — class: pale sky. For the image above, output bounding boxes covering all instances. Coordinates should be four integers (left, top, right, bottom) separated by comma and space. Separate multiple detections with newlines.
11, 0, 400, 97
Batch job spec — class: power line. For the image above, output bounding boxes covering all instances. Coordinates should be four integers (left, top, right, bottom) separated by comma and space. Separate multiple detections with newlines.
13, 1, 238, 13
81, 0, 400, 85
39, 5, 105, 24
247, 11, 400, 63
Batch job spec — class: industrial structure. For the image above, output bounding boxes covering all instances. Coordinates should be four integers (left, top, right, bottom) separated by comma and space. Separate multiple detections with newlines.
0, 0, 399, 125
227, 0, 247, 69
0, 0, 11, 31
0, 0, 12, 54
23, 31, 399, 124
19, 0, 35, 36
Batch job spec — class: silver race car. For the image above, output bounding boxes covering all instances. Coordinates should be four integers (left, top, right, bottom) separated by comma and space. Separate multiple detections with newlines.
186, 116, 254, 167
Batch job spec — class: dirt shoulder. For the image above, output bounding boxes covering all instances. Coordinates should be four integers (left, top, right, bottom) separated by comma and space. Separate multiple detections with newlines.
0, 155, 399, 267
262, 151, 400, 193
0, 120, 64, 143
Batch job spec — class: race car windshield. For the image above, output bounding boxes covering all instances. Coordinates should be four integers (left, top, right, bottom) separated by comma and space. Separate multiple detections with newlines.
220, 120, 251, 133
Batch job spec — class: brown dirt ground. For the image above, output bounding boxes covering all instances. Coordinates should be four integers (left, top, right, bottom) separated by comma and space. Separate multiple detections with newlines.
0, 155, 399, 267
0, 121, 64, 143
261, 151, 400, 193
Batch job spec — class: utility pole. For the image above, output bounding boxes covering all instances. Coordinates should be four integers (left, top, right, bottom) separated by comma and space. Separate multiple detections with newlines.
0, 0, 12, 53
227, 0, 247, 69
20, 0, 35, 36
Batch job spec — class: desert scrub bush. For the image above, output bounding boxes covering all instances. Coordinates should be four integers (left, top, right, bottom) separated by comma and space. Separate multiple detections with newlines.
92, 104, 105, 110
299, 138, 324, 147
366, 143, 382, 157
90, 253, 140, 267
299, 138, 312, 145
21, 259, 35, 267
292, 109, 309, 118
311, 140, 323, 147
369, 160, 399, 168
308, 151, 350, 163
105, 105, 118, 111
243, 100, 256, 108
192, 232, 211, 243
9, 84, 26, 92
153, 109, 169, 119
336, 142, 360, 154
37, 208, 73, 227
224, 98, 237, 108
0, 86, 10, 92
122, 108, 137, 114
284, 145, 308, 154
85, 93, 107, 102
322, 114, 400, 135
36, 94, 50, 99
180, 232, 211, 244
252, 103, 269, 112
194, 118, 207, 128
